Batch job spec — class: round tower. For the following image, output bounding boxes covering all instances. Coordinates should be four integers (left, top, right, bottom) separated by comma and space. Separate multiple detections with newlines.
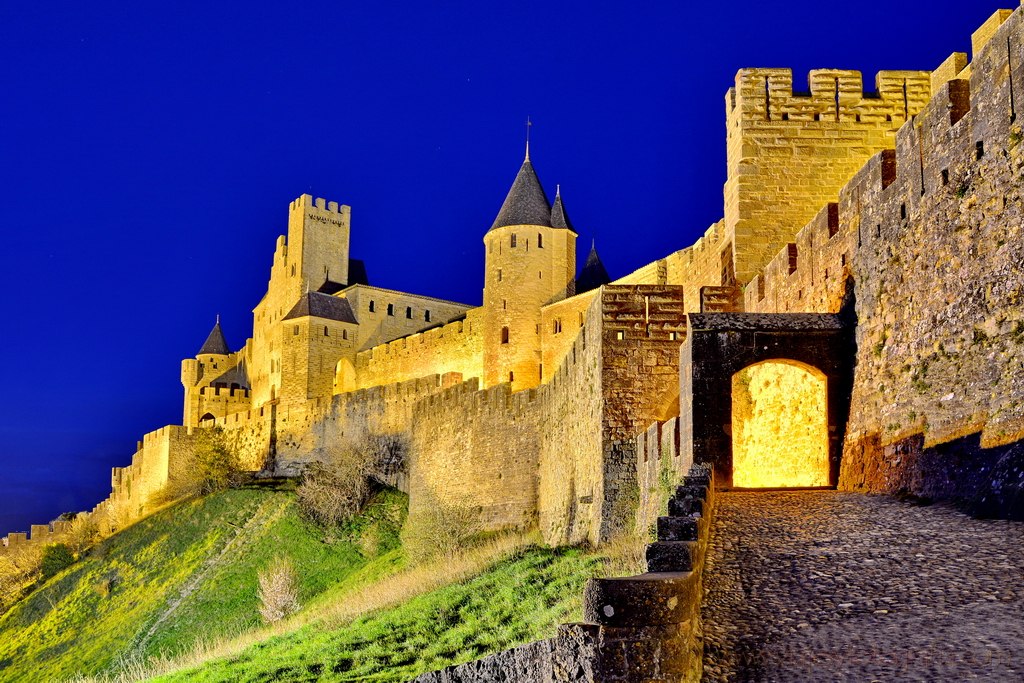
482, 147, 576, 390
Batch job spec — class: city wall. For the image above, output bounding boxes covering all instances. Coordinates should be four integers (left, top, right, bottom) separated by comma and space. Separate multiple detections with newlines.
740, 7, 1024, 512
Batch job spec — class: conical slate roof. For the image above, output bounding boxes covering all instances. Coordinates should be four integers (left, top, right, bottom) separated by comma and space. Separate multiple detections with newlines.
490, 159, 552, 232
575, 241, 611, 294
198, 320, 231, 355
550, 186, 574, 231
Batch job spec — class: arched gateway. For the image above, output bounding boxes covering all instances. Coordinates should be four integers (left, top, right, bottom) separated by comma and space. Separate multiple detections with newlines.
679, 313, 852, 488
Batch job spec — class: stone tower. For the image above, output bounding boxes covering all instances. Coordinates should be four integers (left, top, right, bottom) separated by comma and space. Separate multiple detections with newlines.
482, 149, 576, 391
181, 318, 250, 427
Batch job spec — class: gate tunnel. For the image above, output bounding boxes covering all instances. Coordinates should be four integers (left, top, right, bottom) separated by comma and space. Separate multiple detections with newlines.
679, 313, 852, 488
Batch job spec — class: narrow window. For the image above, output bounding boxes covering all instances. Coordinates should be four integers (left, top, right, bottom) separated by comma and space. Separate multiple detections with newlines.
503, 299, 507, 310
293, 325, 299, 336
324, 326, 329, 336
976, 141, 985, 159
900, 203, 907, 220
669, 332, 677, 341
501, 327, 509, 344
497, 269, 503, 282
941, 169, 949, 186
425, 310, 431, 322
290, 265, 295, 276
553, 319, 562, 334
535, 323, 540, 334
579, 312, 584, 327
511, 234, 517, 248
369, 300, 375, 312
387, 303, 394, 316
615, 331, 625, 341
509, 371, 514, 382
406, 306, 412, 319
342, 329, 348, 340
787, 243, 798, 275
537, 233, 543, 248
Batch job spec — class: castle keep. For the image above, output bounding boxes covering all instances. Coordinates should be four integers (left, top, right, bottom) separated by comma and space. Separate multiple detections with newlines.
4, 7, 1022, 560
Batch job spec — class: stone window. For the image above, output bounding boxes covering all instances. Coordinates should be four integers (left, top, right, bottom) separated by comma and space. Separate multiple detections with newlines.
976, 140, 985, 159
290, 265, 295, 276
369, 300, 375, 312
511, 234, 517, 248
342, 329, 348, 340
424, 310, 431, 322
324, 326, 329, 336
406, 306, 412, 319
509, 371, 514, 382
579, 312, 584, 327
537, 233, 543, 248
616, 331, 625, 341
497, 269, 503, 282
941, 169, 949, 186
501, 326, 509, 344
293, 325, 299, 335
387, 303, 394, 316
669, 331, 678, 341
553, 319, 562, 334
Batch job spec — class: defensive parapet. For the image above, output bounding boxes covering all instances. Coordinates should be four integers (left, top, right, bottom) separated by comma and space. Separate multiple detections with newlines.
724, 65, 932, 286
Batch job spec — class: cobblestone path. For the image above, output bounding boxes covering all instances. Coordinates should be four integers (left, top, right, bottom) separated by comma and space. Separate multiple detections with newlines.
701, 491, 1024, 682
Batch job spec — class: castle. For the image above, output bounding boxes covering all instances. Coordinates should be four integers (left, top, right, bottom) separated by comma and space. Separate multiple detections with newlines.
2, 6, 1022, 556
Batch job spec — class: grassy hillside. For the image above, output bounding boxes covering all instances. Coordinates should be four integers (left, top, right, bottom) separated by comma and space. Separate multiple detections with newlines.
152, 545, 602, 683
0, 484, 405, 683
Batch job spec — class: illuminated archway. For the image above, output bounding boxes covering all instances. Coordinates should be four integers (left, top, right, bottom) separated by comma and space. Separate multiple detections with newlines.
731, 360, 830, 488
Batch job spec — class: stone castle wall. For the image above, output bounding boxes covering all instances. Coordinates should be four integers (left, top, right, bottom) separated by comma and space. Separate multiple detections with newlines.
740, 8, 1024, 505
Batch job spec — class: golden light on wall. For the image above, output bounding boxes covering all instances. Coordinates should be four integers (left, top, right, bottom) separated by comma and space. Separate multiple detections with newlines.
731, 360, 829, 488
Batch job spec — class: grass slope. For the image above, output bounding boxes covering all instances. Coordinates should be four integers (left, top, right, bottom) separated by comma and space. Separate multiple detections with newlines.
154, 546, 603, 683
0, 484, 404, 683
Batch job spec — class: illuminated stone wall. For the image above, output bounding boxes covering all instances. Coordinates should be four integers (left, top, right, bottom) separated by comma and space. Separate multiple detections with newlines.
741, 8, 1024, 507
731, 361, 830, 488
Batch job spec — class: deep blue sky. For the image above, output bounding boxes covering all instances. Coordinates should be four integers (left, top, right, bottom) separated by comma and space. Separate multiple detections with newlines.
0, 1, 1010, 533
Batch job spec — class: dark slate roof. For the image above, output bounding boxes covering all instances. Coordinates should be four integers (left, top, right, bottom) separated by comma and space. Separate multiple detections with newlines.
490, 159, 552, 232
198, 321, 231, 355
316, 279, 347, 295
575, 241, 611, 294
283, 291, 358, 323
347, 258, 369, 286
550, 187, 574, 230
687, 313, 847, 332
209, 362, 250, 390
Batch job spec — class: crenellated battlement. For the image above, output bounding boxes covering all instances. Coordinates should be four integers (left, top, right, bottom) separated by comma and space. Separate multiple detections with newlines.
289, 193, 350, 216
728, 68, 932, 125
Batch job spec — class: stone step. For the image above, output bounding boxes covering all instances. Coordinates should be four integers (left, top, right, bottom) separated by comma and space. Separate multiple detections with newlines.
646, 541, 696, 572
657, 515, 700, 541
675, 484, 708, 500
668, 495, 703, 517
584, 571, 698, 627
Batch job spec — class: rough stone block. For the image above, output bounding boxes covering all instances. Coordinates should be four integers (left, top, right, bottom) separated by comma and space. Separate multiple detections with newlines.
646, 541, 696, 572
656, 515, 700, 541
584, 571, 698, 627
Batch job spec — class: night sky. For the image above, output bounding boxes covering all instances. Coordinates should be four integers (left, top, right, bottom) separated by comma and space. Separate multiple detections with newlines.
0, 1, 1010, 533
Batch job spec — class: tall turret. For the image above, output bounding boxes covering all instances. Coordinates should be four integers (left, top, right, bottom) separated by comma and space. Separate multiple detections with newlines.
182, 317, 249, 427
482, 148, 576, 391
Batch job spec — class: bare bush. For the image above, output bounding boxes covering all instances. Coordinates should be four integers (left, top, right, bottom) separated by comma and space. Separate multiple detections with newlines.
164, 427, 245, 501
401, 502, 484, 563
257, 556, 300, 624
296, 423, 406, 527
65, 513, 99, 554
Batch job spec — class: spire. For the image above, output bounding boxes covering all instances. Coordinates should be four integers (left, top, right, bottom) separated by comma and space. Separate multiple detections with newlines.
198, 318, 231, 356
525, 116, 532, 161
550, 184, 574, 231
575, 240, 611, 294
490, 156, 552, 232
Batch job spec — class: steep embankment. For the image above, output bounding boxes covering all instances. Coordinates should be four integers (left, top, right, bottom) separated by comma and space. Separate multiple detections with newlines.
0, 484, 405, 682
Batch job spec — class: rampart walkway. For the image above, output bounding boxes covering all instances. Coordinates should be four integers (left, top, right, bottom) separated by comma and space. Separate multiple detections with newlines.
701, 491, 1024, 682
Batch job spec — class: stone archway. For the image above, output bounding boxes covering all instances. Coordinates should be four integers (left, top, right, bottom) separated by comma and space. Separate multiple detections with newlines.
679, 313, 853, 488
731, 359, 830, 488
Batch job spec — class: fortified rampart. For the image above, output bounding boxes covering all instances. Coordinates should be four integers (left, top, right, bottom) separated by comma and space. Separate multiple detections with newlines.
739, 8, 1024, 510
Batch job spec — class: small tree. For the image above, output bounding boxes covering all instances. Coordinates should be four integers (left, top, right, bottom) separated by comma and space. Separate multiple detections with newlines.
165, 426, 244, 501
401, 502, 483, 563
40, 543, 75, 580
257, 556, 300, 624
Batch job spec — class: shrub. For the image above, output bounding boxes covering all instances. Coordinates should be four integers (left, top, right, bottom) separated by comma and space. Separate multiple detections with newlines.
165, 427, 245, 501
400, 502, 483, 563
257, 556, 300, 624
40, 543, 75, 580
65, 514, 99, 554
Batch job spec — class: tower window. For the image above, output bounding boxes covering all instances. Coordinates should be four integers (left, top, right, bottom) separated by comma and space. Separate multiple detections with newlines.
369, 300, 375, 312
343, 329, 348, 340
406, 306, 412, 319
324, 326, 329, 336
387, 303, 394, 316
501, 326, 509, 344
425, 310, 431, 322
497, 269, 503, 282
553, 319, 562, 334
291, 265, 295, 276
503, 299, 506, 309
293, 325, 299, 336
976, 141, 985, 159
509, 371, 514, 382
537, 233, 543, 248
511, 234, 517, 248
616, 331, 625, 341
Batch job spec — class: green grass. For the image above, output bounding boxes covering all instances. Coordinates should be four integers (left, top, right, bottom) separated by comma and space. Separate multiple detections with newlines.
153, 545, 603, 683
0, 485, 405, 683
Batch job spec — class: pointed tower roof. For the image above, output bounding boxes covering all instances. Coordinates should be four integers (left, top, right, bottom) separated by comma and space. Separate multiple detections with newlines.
575, 241, 612, 294
550, 184, 574, 231
198, 318, 231, 355
490, 156, 552, 232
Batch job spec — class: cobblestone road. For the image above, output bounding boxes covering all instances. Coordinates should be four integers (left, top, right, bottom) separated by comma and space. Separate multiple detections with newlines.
701, 491, 1024, 682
